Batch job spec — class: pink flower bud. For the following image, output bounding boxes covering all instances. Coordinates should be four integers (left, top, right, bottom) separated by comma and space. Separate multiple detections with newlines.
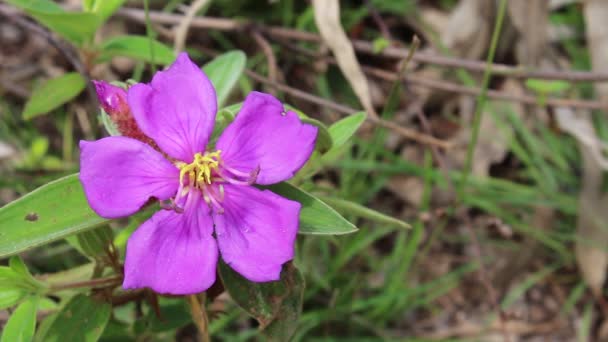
93, 81, 129, 116
93, 81, 156, 147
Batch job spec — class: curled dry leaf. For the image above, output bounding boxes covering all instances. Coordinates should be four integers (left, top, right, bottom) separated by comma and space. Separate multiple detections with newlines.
563, 0, 608, 297
312, 0, 377, 118
556, 108, 608, 297
441, 0, 493, 59
507, 0, 549, 66
0, 141, 15, 160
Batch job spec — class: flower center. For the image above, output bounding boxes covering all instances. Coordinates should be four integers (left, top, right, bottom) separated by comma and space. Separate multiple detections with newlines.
177, 151, 222, 189
169, 150, 259, 214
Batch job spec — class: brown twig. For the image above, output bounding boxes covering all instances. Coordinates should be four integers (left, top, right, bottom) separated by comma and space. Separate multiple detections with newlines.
245, 69, 452, 149
117, 7, 608, 110
173, 0, 210, 53
251, 31, 279, 95
49, 275, 122, 292
188, 294, 210, 342
114, 7, 608, 82
365, 0, 392, 41
272, 38, 608, 111
365, 66, 608, 111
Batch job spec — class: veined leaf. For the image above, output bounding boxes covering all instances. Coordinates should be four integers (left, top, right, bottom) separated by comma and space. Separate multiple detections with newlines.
85, 0, 126, 22
0, 297, 38, 342
41, 295, 111, 342
23, 73, 86, 120
219, 262, 303, 341
0, 289, 26, 310
319, 112, 366, 166
0, 174, 107, 258
266, 182, 358, 235
525, 79, 571, 94
66, 226, 113, 260
98, 35, 176, 65
319, 196, 410, 229
5, 0, 100, 45
328, 112, 365, 148
202, 50, 247, 107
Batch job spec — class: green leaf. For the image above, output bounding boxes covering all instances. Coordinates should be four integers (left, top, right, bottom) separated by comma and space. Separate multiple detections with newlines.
319, 196, 410, 229
0, 174, 107, 258
372, 37, 390, 54
525, 79, 571, 94
299, 117, 333, 153
0, 289, 26, 310
9, 256, 31, 277
34, 313, 58, 342
23, 73, 86, 120
8, 256, 46, 291
202, 50, 247, 107
328, 112, 366, 148
42, 295, 111, 342
219, 262, 303, 341
5, 0, 100, 45
0, 264, 44, 292
66, 226, 113, 259
7, 0, 63, 12
82, 0, 95, 11
133, 298, 190, 334
0, 267, 27, 289
1, 297, 38, 342
285, 104, 333, 153
266, 183, 358, 235
85, 0, 126, 22
99, 108, 121, 136
98, 35, 175, 65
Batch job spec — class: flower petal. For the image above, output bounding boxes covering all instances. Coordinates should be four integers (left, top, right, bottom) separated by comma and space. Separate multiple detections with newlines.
216, 92, 317, 185
214, 184, 300, 282
128, 52, 217, 162
79, 136, 179, 218
123, 195, 218, 294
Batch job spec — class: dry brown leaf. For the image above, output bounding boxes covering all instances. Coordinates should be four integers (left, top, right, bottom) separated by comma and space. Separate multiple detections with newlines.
507, 0, 549, 65
585, 0, 608, 101
565, 1, 608, 296
441, 0, 493, 59
0, 141, 15, 160
556, 108, 608, 296
447, 81, 525, 177
312, 0, 377, 117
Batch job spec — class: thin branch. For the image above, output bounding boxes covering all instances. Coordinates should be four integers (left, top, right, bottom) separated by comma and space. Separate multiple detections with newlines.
272, 38, 608, 111
115, 7, 608, 82
188, 294, 210, 342
49, 276, 122, 292
173, 0, 211, 53
245, 69, 452, 150
365, 0, 392, 41
251, 31, 279, 95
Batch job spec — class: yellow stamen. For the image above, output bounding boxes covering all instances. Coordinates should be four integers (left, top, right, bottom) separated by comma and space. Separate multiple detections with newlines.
177, 151, 222, 189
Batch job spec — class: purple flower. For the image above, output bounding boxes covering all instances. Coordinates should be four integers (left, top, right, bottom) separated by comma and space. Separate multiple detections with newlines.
80, 53, 318, 294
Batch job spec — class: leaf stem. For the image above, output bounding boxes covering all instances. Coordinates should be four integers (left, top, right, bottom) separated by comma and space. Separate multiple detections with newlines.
143, 0, 157, 73
458, 0, 509, 196
48, 276, 122, 293
188, 294, 210, 342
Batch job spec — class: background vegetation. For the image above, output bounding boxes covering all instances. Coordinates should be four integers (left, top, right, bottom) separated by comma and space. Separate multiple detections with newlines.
1, 0, 607, 340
